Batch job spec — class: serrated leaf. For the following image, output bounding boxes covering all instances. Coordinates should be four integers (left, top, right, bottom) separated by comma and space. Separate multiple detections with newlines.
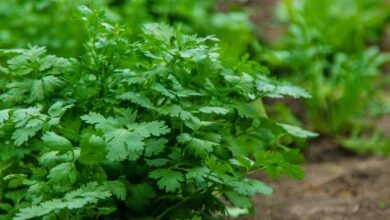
0, 109, 10, 124
255, 151, 304, 180
104, 129, 144, 161
149, 169, 184, 193
198, 106, 229, 115
127, 121, 170, 138
11, 108, 47, 145
81, 112, 118, 131
105, 181, 126, 200
81, 112, 111, 127
233, 103, 257, 118
63, 182, 111, 208
14, 182, 111, 220
41, 75, 63, 93
13, 199, 65, 220
152, 83, 176, 99
12, 126, 42, 146
229, 179, 273, 196
160, 104, 193, 121
186, 167, 210, 186
48, 101, 74, 117
144, 138, 168, 157
256, 77, 311, 98
47, 162, 77, 186
118, 92, 154, 109
178, 133, 218, 158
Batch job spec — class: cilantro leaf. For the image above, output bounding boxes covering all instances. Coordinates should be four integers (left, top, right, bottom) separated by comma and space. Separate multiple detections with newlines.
104, 129, 144, 161
278, 123, 318, 138
149, 169, 184, 193
42, 132, 73, 153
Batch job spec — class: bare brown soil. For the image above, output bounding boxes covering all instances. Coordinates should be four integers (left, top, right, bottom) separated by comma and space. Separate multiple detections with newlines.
240, 155, 390, 220
246, 0, 284, 43
235, 117, 390, 220
217, 0, 283, 43
239, 102, 390, 220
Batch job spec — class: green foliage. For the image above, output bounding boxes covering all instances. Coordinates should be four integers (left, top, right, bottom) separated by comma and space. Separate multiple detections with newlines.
0, 6, 312, 220
263, 0, 390, 154
14, 181, 118, 220
277, 0, 390, 50
0, 0, 101, 56
0, 0, 255, 59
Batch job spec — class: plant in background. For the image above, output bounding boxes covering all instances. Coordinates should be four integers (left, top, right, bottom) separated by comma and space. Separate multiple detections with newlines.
0, 0, 256, 60
0, 7, 315, 220
0, 0, 112, 57
118, 0, 256, 57
278, 0, 390, 50
262, 0, 390, 154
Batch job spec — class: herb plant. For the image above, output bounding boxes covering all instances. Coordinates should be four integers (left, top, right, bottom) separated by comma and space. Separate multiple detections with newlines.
0, 7, 314, 220
0, 0, 255, 59
263, 0, 390, 154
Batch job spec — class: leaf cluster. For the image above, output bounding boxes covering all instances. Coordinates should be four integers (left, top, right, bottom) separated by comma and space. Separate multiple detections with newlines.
0, 0, 255, 59
262, 0, 390, 153
0, 6, 312, 220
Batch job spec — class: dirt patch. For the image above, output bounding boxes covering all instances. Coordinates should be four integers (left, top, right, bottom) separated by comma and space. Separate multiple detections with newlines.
246, 0, 283, 43
238, 157, 390, 220
217, 0, 283, 43
304, 137, 355, 162
377, 115, 390, 137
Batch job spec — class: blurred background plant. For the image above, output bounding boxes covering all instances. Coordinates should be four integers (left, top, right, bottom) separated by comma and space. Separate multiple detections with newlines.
0, 0, 256, 60
260, 0, 390, 155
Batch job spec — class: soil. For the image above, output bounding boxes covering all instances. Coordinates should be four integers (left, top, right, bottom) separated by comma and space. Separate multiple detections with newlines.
217, 0, 284, 43
242, 156, 390, 220
237, 113, 390, 220
235, 107, 390, 220
245, 0, 284, 43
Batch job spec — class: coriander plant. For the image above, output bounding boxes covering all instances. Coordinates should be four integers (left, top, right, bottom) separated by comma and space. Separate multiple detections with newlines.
0, 0, 256, 60
0, 6, 314, 220
263, 0, 390, 154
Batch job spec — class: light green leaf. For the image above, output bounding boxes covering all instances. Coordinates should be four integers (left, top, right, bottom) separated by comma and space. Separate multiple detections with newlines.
144, 138, 168, 157
104, 129, 144, 161
48, 101, 74, 117
198, 106, 229, 115
278, 123, 318, 138
230, 179, 273, 196
118, 92, 154, 109
149, 169, 184, 193
42, 132, 73, 153
256, 76, 311, 98
0, 109, 10, 124
47, 162, 77, 186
